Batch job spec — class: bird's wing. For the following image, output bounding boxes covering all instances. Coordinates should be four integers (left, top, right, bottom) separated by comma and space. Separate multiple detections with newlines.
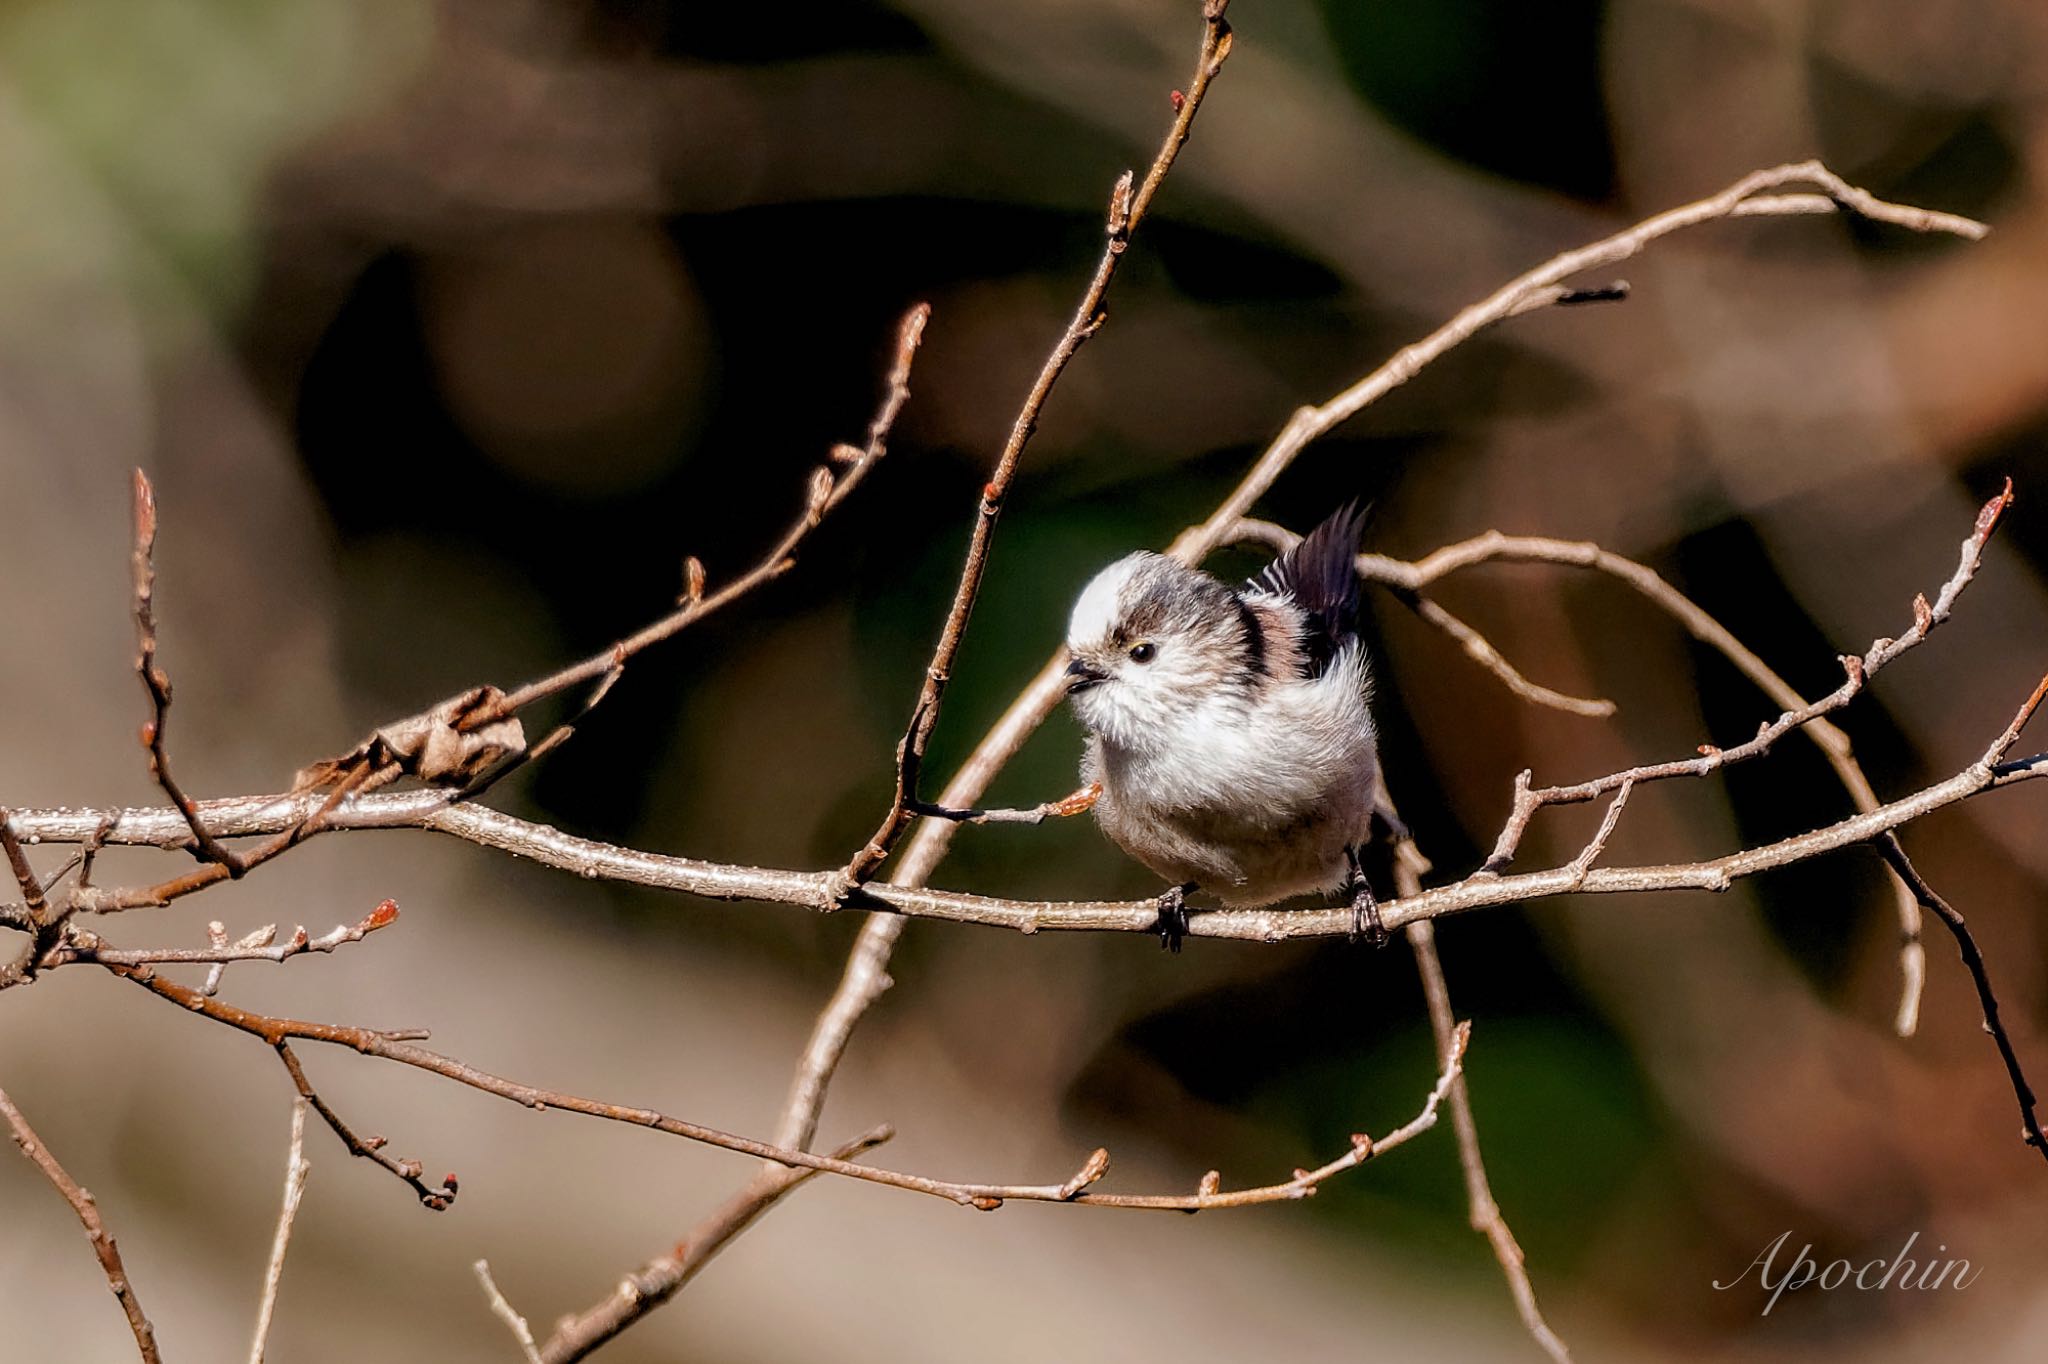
1247, 501, 1367, 678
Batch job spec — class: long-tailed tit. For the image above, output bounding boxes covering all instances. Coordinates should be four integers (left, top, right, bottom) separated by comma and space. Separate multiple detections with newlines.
1064, 504, 1400, 950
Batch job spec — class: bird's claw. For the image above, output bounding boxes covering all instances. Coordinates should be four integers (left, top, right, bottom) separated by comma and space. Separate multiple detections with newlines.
1153, 883, 1193, 953
1345, 848, 1390, 948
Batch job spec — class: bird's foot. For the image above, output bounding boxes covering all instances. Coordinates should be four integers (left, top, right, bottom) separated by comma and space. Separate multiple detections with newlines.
1344, 847, 1390, 948
1152, 883, 1194, 954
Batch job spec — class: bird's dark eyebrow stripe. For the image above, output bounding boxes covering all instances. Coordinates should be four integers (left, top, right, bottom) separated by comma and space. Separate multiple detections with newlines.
1234, 593, 1267, 681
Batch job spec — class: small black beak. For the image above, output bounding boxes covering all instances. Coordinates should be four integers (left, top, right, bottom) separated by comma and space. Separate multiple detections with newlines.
1065, 657, 1107, 694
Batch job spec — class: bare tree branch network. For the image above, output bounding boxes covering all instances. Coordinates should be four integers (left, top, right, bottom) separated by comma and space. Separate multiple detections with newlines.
1, 4, 2034, 1359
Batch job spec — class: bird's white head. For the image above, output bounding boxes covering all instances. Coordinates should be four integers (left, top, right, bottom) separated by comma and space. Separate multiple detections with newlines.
1064, 552, 1260, 750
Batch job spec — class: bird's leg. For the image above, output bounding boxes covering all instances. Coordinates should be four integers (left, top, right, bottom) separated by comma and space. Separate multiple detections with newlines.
1344, 846, 1390, 949
1152, 882, 1196, 953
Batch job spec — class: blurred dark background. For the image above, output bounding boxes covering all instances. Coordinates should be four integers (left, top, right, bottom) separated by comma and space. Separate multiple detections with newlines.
4, 0, 2048, 1360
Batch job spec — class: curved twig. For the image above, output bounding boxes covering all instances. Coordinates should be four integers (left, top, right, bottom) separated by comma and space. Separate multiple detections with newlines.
1874, 834, 2047, 1163
98, 956, 1461, 1213
0, 1086, 163, 1362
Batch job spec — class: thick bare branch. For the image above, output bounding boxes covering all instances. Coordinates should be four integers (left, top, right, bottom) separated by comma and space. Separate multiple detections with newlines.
16, 477, 2009, 968
14, 702, 2039, 947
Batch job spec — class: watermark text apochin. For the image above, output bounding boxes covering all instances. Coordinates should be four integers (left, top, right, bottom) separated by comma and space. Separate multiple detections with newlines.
1715, 1231, 1980, 1315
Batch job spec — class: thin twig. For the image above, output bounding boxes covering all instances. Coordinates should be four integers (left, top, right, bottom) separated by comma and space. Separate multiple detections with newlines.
1395, 591, 1616, 718
0, 1085, 162, 1362
474, 1261, 543, 1364
1874, 833, 2048, 1161
840, 2, 1236, 888
1398, 839, 1571, 1364
0, 816, 110, 984
248, 1098, 311, 1364
456, 662, 625, 806
911, 783, 1100, 825
201, 921, 232, 996
1563, 779, 1634, 888
487, 303, 930, 723
274, 1041, 457, 1211
1983, 667, 2048, 767
60, 899, 401, 969
131, 469, 241, 873
102, 742, 387, 916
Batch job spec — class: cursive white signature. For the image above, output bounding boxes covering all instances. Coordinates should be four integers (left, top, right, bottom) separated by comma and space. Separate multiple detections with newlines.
1715, 1231, 1981, 1315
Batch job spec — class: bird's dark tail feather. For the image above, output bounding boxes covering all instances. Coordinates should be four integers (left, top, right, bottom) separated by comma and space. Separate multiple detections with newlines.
1252, 501, 1368, 674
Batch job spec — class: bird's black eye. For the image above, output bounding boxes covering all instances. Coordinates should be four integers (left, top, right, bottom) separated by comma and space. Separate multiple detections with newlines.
1128, 642, 1155, 663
